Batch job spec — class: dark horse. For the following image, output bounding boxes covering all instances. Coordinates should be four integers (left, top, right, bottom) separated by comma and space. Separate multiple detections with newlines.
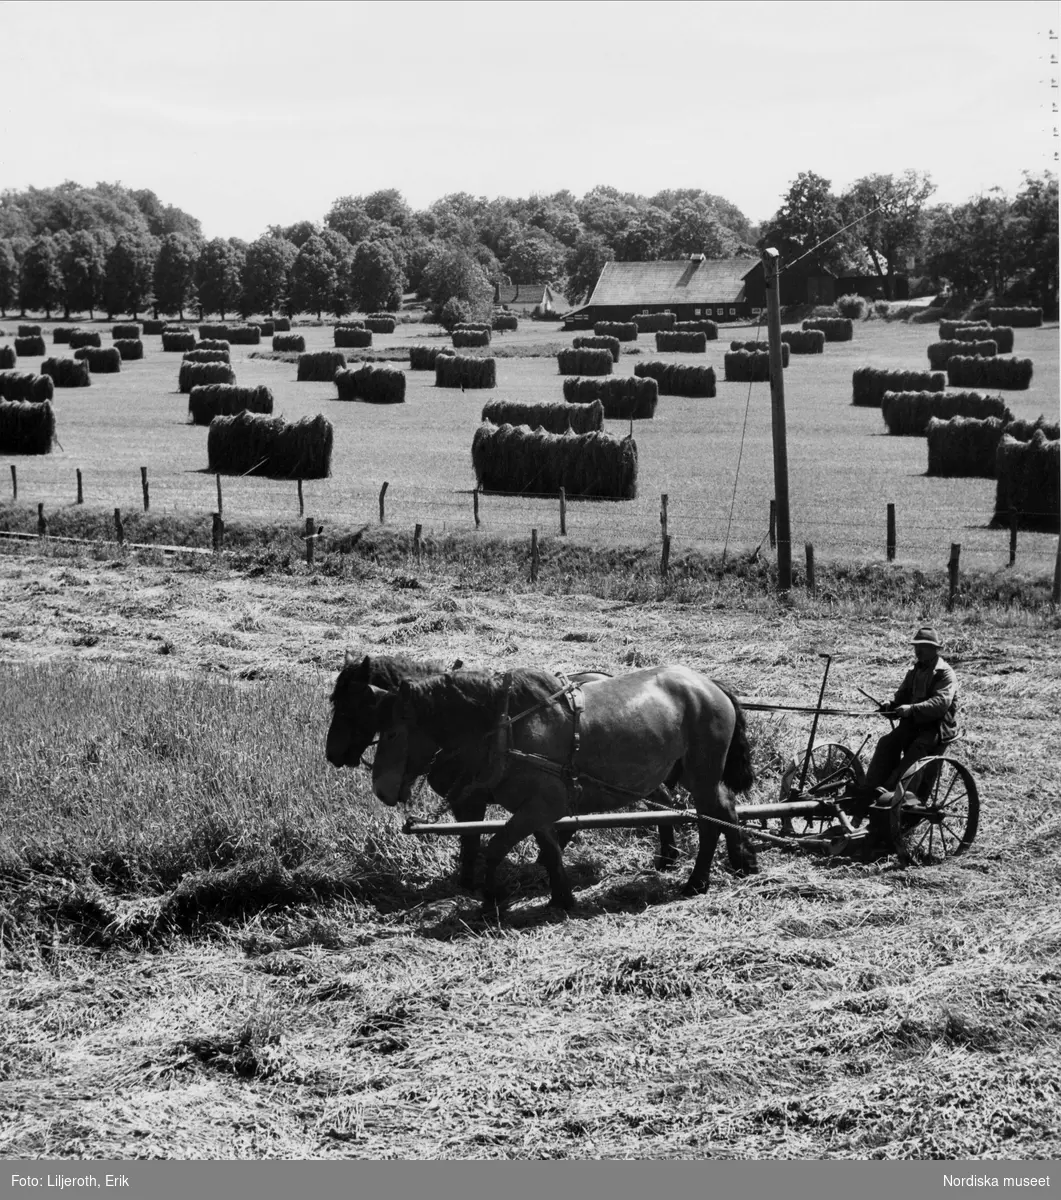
370, 664, 758, 912
325, 653, 678, 887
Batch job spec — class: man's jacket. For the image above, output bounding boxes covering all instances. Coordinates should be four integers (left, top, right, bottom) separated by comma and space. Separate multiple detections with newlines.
892, 655, 958, 741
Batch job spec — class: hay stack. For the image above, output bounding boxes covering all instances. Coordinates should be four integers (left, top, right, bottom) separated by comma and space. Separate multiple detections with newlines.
634, 361, 715, 398
492, 314, 518, 332
189, 384, 273, 425
926, 416, 1005, 477
594, 321, 638, 342
674, 320, 718, 339
724, 350, 771, 382
298, 350, 347, 382
14, 335, 45, 356
633, 312, 675, 333
947, 356, 1033, 390
335, 326, 372, 348
183, 348, 231, 364
179, 360, 236, 393
988, 307, 1042, 328
1005, 415, 1060, 441
558, 347, 613, 376
364, 316, 396, 334
953, 325, 1014, 353
802, 317, 853, 341
273, 334, 306, 352
254, 321, 275, 337
656, 330, 708, 353
435, 355, 496, 389
482, 398, 604, 434
731, 340, 790, 366
273, 317, 292, 332
18, 324, 42, 337
881, 390, 1011, 436
226, 325, 261, 345
939, 320, 988, 340
0, 399, 54, 454
0, 370, 54, 402
140, 319, 165, 334
781, 329, 825, 354
928, 339, 997, 369
196, 339, 231, 353
852, 368, 945, 407
114, 339, 144, 361
52, 327, 76, 344
0, 346, 14, 370
410, 345, 455, 370
68, 330, 102, 349
562, 376, 658, 420
334, 365, 406, 404
162, 331, 196, 352
993, 431, 1059, 530
471, 422, 637, 499
573, 335, 620, 363
199, 324, 228, 340
453, 328, 491, 349
42, 357, 91, 387
207, 411, 333, 478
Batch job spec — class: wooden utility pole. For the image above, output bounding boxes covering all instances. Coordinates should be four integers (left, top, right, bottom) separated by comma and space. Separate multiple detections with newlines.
762, 248, 792, 592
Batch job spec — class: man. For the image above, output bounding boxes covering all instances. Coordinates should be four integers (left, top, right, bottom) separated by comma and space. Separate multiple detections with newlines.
862, 626, 959, 800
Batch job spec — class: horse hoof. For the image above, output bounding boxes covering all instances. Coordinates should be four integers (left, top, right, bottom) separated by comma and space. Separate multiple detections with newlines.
655, 853, 680, 873
548, 891, 575, 911
680, 877, 710, 897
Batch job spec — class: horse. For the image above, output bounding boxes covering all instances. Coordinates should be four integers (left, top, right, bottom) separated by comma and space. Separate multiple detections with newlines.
325, 652, 679, 887
369, 664, 758, 912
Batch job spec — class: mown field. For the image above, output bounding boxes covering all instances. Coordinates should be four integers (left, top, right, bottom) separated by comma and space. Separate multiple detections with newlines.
0, 529, 1059, 1160
0, 312, 1057, 575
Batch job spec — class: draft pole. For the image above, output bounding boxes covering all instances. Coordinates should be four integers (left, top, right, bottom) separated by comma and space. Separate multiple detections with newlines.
762, 247, 793, 593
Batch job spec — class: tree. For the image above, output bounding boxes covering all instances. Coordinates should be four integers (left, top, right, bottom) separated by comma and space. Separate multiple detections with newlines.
324, 196, 374, 245
1012, 171, 1059, 311
242, 235, 297, 316
267, 220, 320, 249
348, 239, 404, 313
419, 247, 492, 320
503, 228, 566, 284
59, 228, 109, 317
564, 233, 614, 305
615, 207, 671, 261
153, 232, 199, 318
289, 235, 340, 318
19, 234, 63, 317
758, 172, 852, 274
130, 188, 202, 239
195, 237, 245, 318
319, 229, 355, 316
0, 240, 19, 316
840, 171, 936, 298
102, 230, 157, 318
667, 197, 737, 259
362, 189, 412, 231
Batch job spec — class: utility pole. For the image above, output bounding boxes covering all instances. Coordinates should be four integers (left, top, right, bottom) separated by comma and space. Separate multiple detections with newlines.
762, 247, 792, 592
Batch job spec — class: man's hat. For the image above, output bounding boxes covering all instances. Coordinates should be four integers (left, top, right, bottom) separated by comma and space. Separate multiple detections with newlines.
912, 626, 942, 646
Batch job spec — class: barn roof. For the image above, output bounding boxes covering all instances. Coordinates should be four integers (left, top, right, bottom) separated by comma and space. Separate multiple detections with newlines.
586, 257, 754, 307
495, 281, 567, 308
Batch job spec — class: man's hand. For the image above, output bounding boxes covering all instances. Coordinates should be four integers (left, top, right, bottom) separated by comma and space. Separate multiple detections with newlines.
893, 705, 912, 719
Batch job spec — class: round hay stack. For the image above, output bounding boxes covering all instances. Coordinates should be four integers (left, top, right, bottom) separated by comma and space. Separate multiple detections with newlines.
42, 357, 91, 388
482, 398, 604, 434
199, 324, 228, 340
987, 307, 1042, 328
633, 312, 676, 333
992, 430, 1059, 530
207, 411, 333, 478
492, 314, 518, 332
0, 346, 16, 370
273, 317, 292, 332
112, 323, 142, 340
364, 316, 396, 334
140, 319, 165, 334
928, 340, 997, 370
53, 326, 76, 344
656, 330, 708, 353
226, 325, 261, 345
18, 325, 42, 337
731, 340, 790, 367
453, 328, 491, 349
189, 384, 273, 425
471, 422, 637, 499
73, 347, 122, 374
675, 320, 718, 339
0, 399, 55, 454
196, 339, 231, 353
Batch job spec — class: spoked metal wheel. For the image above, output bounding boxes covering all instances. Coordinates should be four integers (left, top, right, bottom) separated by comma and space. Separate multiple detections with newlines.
779, 743, 866, 836
888, 756, 980, 865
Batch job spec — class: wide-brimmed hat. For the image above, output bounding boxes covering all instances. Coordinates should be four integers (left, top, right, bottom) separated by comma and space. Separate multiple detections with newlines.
911, 626, 942, 646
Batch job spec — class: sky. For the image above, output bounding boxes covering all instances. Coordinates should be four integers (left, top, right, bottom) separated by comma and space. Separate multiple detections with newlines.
1, 0, 1056, 239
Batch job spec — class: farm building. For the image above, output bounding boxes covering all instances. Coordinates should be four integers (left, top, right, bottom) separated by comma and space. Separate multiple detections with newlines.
494, 281, 568, 317
565, 256, 754, 326
742, 258, 837, 309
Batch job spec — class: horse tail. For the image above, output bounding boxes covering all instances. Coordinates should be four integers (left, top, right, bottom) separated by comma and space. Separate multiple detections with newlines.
719, 686, 755, 794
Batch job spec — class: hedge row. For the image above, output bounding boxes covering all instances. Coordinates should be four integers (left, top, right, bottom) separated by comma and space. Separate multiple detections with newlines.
852, 368, 945, 407
0, 399, 54, 454
593, 321, 638, 342
42, 357, 91, 387
562, 375, 658, 420
557, 348, 612, 376
179, 360, 236, 393
189, 384, 273, 425
781, 329, 825, 354
335, 365, 406, 404
656, 331, 708, 353
573, 335, 620, 363
207, 411, 333, 479
0, 370, 54, 402
471, 422, 637, 499
801, 317, 853, 342
297, 350, 347, 382
435, 355, 496, 389
881, 390, 1011, 437
946, 356, 1033, 390
481, 398, 604, 435
927, 339, 996, 369
634, 361, 716, 398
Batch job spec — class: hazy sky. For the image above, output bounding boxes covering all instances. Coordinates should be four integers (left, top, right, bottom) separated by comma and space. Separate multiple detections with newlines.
2, 0, 1056, 239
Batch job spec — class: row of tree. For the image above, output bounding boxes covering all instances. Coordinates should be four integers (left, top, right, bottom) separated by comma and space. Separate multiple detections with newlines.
0, 173, 1056, 320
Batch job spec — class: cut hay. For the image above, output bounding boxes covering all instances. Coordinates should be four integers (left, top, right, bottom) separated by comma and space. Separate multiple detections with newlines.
409, 345, 455, 370
955, 325, 1014, 354
0, 370, 54, 402
454, 323, 492, 333
18, 324, 42, 337
226, 325, 261, 345
993, 431, 1059, 531
724, 350, 771, 382
335, 327, 372, 348
633, 312, 675, 333
273, 317, 291, 332
947, 356, 1033, 390
196, 339, 231, 353
113, 338, 144, 361
162, 331, 197, 352
179, 360, 236, 393
68, 330, 102, 349
273, 334, 306, 352
482, 398, 604, 434
852, 368, 945, 407
364, 316, 396, 334
594, 321, 638, 342
573, 335, 620, 363
925, 416, 1003, 477
781, 329, 825, 354
471, 422, 637, 499
41, 357, 91, 388
53, 326, 76, 344
802, 317, 853, 341
453, 328, 491, 349
73, 347, 121, 374
435, 355, 496, 389
731, 340, 790, 367
14, 335, 45, 356
207, 410, 333, 479
634, 361, 716, 398
836, 294, 869, 319
140, 319, 165, 334
492, 314, 518, 332
881, 390, 1011, 436
254, 320, 275, 337
334, 365, 406, 404
557, 348, 613, 376
939, 320, 989, 340
297, 350, 347, 382
189, 384, 274, 425
674, 320, 718, 339
1005, 415, 1060, 441
183, 349, 231, 364
199, 324, 228, 340
562, 375, 658, 420
163, 323, 191, 332
927, 340, 996, 369
334, 319, 365, 329
656, 330, 708, 353
988, 307, 1042, 328
0, 399, 54, 454
0, 346, 15, 370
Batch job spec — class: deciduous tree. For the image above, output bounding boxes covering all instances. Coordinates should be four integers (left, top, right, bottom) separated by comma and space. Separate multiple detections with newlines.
349, 239, 405, 313
242, 235, 297, 316
153, 232, 199, 318
840, 170, 936, 298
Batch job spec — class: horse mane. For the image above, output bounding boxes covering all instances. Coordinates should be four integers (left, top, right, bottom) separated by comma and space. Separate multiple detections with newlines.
330, 652, 453, 706
406, 667, 563, 744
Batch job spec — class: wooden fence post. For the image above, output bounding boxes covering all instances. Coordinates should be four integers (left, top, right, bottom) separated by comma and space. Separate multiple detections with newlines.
805, 543, 816, 596
37, 503, 47, 539
114, 508, 124, 547
298, 478, 304, 518
947, 543, 961, 610
887, 503, 896, 562
10, 464, 16, 501
1054, 537, 1061, 606
140, 466, 149, 512
559, 487, 566, 536
660, 493, 668, 544
661, 533, 671, 579
413, 523, 422, 563
473, 487, 480, 529
1009, 508, 1018, 566
76, 468, 83, 505
216, 472, 223, 517
212, 513, 224, 553
530, 528, 539, 582
379, 481, 388, 524
769, 499, 777, 550
305, 516, 315, 566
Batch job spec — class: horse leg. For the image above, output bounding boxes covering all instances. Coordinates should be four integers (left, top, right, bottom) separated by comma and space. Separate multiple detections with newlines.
450, 789, 487, 890
684, 785, 757, 894
656, 822, 679, 871
482, 792, 571, 915
533, 827, 575, 911
723, 792, 759, 877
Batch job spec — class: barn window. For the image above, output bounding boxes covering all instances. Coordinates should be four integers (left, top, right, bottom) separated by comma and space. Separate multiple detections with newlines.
729, 307, 736, 315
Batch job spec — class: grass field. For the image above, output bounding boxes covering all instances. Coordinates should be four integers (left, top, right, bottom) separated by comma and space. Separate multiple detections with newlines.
0, 313, 1057, 575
